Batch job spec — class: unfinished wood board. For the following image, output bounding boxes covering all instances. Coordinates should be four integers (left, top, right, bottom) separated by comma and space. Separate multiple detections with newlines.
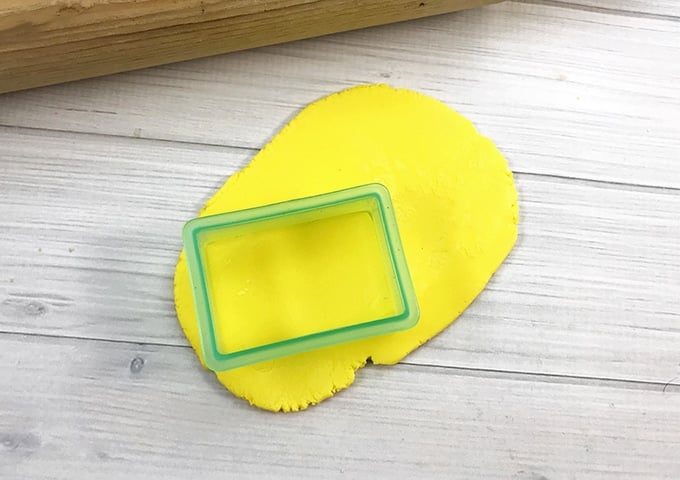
1, 127, 679, 384
1, 2, 679, 188
1, 333, 678, 479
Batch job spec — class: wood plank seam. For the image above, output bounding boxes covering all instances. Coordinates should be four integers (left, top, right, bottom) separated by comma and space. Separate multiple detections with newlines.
1, 330, 679, 394
2, 124, 677, 195
3, 317, 680, 394
522, 0, 680, 21
515, 171, 680, 194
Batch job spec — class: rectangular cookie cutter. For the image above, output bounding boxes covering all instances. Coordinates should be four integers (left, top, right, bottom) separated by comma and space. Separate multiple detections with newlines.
182, 183, 419, 371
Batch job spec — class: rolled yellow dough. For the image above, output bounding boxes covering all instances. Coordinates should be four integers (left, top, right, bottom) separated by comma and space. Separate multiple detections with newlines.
174, 84, 518, 412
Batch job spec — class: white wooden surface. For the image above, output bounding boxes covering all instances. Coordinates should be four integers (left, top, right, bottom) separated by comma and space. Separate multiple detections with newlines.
1, 1, 679, 478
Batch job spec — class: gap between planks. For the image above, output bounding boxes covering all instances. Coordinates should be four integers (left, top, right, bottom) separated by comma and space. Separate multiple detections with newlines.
2, 329, 679, 395
2, 124, 678, 195
2, 330, 678, 479
523, 0, 680, 22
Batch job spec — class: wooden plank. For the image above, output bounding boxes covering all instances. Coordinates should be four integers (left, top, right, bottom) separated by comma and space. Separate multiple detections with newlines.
1, 2, 678, 188
1, 333, 678, 479
1, 127, 679, 385
0, 0, 498, 94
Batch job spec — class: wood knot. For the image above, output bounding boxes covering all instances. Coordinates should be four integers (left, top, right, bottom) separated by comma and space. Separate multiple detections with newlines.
129, 356, 145, 374
0, 432, 41, 455
24, 301, 47, 316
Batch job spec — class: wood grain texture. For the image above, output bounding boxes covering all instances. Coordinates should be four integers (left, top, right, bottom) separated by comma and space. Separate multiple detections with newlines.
1, 2, 678, 189
0, 0, 499, 94
1, 1, 680, 476
530, 0, 679, 18
1, 333, 678, 479
1, 127, 679, 385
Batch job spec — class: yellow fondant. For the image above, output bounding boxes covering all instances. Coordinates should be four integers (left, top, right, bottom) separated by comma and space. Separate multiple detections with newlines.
174, 84, 518, 411
203, 209, 400, 353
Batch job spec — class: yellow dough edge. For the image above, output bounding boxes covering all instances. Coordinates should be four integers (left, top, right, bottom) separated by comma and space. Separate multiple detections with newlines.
174, 84, 519, 412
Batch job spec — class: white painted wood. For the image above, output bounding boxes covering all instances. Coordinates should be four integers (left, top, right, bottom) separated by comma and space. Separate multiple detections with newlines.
548, 0, 679, 17
1, 2, 679, 477
2, 127, 679, 385
1, 333, 678, 479
0, 2, 679, 188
